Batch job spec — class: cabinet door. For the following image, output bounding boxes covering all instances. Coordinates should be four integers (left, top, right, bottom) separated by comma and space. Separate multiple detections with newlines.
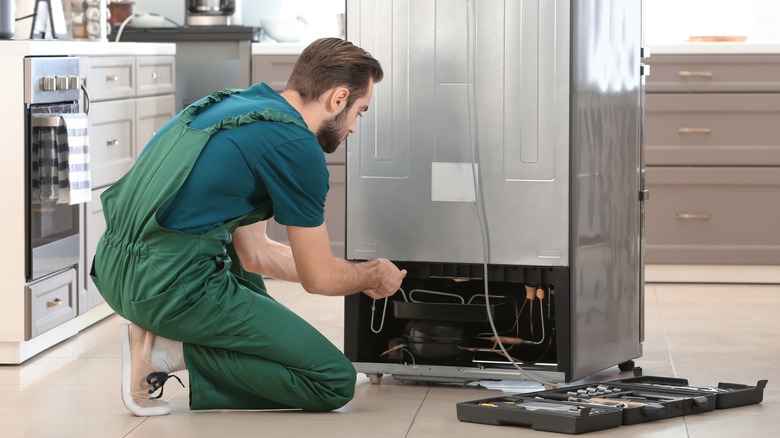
135, 94, 176, 158
645, 167, 780, 265
136, 56, 176, 97
86, 56, 136, 101
645, 93, 780, 166
89, 99, 136, 189
251, 55, 298, 93
646, 54, 780, 93
25, 268, 77, 340
84, 187, 109, 312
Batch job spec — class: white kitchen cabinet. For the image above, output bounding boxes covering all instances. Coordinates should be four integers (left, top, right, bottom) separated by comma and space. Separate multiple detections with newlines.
0, 42, 175, 364
80, 55, 176, 314
136, 56, 176, 97
88, 99, 136, 189
136, 94, 176, 158
80, 187, 109, 314
25, 268, 78, 340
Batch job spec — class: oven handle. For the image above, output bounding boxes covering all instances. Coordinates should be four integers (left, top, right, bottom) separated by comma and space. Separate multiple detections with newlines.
32, 115, 63, 127
81, 80, 90, 115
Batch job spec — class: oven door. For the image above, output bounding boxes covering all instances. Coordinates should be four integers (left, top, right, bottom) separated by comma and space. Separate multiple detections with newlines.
27, 108, 81, 282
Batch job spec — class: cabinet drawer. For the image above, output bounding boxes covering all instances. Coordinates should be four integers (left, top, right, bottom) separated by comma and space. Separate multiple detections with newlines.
645, 93, 780, 166
86, 57, 136, 101
89, 99, 135, 188
26, 268, 78, 339
251, 55, 298, 93
136, 94, 176, 158
646, 54, 780, 92
644, 167, 780, 265
136, 56, 175, 97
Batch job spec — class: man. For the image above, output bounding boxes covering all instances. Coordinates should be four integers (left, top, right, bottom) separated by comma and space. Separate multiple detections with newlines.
90, 38, 406, 416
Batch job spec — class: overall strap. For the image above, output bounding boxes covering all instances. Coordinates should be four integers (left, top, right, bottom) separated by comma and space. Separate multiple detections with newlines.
204, 108, 308, 134
178, 88, 244, 125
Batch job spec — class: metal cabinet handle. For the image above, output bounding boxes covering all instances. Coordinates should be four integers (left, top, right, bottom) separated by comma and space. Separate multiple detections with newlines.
46, 298, 62, 308
105, 75, 119, 82
32, 115, 62, 127
676, 213, 711, 220
106, 139, 120, 147
151, 72, 162, 80
677, 127, 711, 134
678, 70, 713, 78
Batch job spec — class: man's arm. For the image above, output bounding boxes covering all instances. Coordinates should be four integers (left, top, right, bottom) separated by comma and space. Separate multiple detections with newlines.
287, 223, 406, 299
232, 221, 299, 282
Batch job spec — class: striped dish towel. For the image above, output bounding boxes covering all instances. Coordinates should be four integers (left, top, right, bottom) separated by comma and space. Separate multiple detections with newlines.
57, 113, 91, 205
33, 125, 60, 203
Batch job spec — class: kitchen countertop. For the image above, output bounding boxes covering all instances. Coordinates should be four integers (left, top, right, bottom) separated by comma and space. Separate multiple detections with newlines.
0, 40, 175, 57
649, 42, 780, 55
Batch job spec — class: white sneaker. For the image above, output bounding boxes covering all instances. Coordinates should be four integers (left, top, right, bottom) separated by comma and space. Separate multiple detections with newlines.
120, 323, 183, 416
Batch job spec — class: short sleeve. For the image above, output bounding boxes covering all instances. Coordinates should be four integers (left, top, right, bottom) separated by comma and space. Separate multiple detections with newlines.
257, 139, 329, 228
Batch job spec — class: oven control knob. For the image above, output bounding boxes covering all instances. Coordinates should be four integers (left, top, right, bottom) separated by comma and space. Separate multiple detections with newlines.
56, 75, 69, 90
42, 75, 57, 91
67, 75, 80, 90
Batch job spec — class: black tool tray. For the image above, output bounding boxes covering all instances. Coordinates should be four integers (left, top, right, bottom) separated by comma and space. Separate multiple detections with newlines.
456, 394, 623, 434
612, 375, 768, 410
456, 375, 767, 434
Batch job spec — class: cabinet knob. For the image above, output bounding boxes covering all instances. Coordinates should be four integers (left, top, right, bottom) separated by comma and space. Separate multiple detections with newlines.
46, 298, 62, 308
105, 75, 120, 82
678, 70, 713, 78
106, 139, 120, 147
676, 213, 711, 220
677, 127, 711, 134
151, 72, 162, 80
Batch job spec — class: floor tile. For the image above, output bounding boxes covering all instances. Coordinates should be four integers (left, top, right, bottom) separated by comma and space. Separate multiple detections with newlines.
3, 275, 778, 437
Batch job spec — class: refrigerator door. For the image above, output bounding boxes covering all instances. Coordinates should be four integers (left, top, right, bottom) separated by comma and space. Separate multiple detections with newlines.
345, 0, 571, 267
567, 0, 645, 380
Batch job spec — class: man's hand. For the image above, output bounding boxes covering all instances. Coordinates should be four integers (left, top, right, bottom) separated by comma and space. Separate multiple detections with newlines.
288, 224, 407, 297
363, 258, 407, 300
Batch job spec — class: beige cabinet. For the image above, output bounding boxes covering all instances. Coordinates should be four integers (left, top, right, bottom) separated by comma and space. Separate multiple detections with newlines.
251, 54, 298, 93
80, 55, 176, 313
644, 54, 780, 264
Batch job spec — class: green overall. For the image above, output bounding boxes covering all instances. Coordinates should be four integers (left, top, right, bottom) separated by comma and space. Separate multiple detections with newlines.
90, 89, 356, 412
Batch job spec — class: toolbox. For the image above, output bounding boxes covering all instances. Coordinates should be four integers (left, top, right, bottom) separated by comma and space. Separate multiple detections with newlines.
456, 375, 768, 434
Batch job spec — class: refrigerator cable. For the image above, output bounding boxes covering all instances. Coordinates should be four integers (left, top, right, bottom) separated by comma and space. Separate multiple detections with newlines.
465, 0, 559, 388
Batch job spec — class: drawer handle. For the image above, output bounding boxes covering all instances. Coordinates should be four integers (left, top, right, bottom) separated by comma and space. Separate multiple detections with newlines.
151, 72, 162, 80
46, 298, 62, 308
678, 127, 711, 134
106, 139, 120, 147
677, 213, 711, 220
678, 70, 713, 78
105, 75, 120, 82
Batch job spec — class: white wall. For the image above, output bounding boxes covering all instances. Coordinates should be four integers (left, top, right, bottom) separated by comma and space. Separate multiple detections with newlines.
128, 0, 344, 29
645, 0, 780, 43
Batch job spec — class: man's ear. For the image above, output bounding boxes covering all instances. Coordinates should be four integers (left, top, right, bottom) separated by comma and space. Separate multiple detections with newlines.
327, 87, 350, 114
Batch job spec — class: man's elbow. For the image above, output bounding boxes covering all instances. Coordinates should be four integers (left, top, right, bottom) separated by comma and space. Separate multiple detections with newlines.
299, 272, 334, 296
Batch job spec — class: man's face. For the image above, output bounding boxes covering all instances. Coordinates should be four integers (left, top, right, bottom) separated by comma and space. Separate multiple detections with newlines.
316, 82, 374, 154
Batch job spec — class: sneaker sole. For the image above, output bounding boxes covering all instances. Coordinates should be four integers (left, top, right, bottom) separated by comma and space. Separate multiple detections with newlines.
120, 323, 171, 416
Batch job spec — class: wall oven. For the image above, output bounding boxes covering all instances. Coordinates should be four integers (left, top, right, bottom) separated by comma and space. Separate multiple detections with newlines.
24, 57, 82, 282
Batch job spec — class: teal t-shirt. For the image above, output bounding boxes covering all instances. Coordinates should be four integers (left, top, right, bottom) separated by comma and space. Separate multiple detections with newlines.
153, 83, 328, 234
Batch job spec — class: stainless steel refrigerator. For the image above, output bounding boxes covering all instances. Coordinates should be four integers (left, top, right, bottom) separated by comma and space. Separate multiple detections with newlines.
344, 0, 647, 384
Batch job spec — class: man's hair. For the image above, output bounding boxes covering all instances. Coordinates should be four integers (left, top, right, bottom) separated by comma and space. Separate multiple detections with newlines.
286, 38, 383, 109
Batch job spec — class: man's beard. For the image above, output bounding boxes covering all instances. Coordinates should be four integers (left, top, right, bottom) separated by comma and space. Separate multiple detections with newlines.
316, 106, 350, 154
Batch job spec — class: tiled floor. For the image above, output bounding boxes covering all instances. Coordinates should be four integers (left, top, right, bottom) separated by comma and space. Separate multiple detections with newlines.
1, 275, 778, 437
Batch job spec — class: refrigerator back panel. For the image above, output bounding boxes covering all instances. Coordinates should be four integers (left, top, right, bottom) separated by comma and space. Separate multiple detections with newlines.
346, 0, 571, 266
